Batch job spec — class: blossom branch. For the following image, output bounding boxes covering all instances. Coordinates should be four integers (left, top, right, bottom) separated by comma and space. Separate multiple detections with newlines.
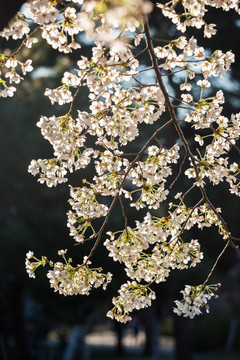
143, 16, 201, 183
82, 118, 174, 264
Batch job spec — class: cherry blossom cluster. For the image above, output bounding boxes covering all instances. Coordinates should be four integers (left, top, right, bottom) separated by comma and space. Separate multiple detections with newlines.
47, 260, 112, 296
44, 52, 165, 146
26, 250, 112, 296
154, 35, 234, 92
184, 97, 240, 193
67, 184, 109, 243
104, 202, 224, 285
25, 251, 47, 279
128, 144, 180, 209
28, 112, 94, 186
0, 0, 151, 97
0, 55, 33, 98
186, 155, 240, 195
2, 0, 240, 322
107, 281, 156, 323
158, 0, 240, 35
124, 238, 203, 283
173, 284, 221, 318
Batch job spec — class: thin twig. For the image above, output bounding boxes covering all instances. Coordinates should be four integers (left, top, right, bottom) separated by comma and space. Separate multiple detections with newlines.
118, 195, 128, 230
169, 153, 187, 189
135, 46, 148, 58
182, 183, 197, 201
203, 239, 231, 286
11, 26, 41, 57
161, 68, 186, 77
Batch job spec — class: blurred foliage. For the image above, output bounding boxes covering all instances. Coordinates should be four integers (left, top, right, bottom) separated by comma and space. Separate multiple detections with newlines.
191, 315, 231, 351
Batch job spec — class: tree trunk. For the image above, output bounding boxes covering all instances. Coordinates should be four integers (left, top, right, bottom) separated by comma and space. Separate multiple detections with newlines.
7, 280, 33, 360
114, 320, 125, 357
174, 315, 193, 360
142, 306, 159, 359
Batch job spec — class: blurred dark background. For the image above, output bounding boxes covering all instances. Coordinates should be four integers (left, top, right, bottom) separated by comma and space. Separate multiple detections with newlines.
1, 2, 240, 360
